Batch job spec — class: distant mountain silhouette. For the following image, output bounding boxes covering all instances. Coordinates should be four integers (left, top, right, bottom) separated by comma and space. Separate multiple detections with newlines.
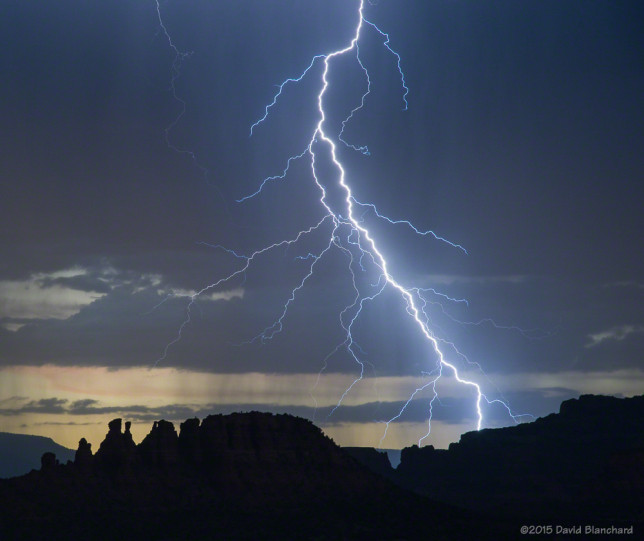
0, 432, 74, 478
0, 412, 497, 540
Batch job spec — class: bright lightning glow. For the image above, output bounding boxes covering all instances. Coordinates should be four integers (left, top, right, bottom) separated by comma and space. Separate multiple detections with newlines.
155, 0, 531, 447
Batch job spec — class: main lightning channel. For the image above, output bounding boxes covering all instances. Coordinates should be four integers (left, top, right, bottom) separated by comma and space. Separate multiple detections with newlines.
244, 0, 525, 444
155, 0, 529, 447
308, 1, 502, 442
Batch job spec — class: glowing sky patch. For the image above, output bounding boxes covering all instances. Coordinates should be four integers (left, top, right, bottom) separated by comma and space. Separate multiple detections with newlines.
1, 364, 642, 450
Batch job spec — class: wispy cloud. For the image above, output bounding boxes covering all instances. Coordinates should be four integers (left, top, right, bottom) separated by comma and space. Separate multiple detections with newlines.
0, 266, 195, 326
0, 270, 106, 321
2, 397, 69, 415
585, 325, 644, 348
161, 287, 245, 302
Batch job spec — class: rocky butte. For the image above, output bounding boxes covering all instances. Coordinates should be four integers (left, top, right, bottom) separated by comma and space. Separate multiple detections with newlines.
0, 412, 490, 540
363, 394, 642, 525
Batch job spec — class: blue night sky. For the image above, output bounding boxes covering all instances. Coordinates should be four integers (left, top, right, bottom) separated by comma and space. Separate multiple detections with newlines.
0, 0, 642, 450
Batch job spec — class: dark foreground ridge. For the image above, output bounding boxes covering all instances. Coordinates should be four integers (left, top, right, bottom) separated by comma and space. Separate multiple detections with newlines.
352, 394, 643, 528
0, 412, 496, 540
0, 395, 641, 539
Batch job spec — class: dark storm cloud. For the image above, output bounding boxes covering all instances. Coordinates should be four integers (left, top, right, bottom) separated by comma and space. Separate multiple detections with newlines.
1, 0, 642, 415
65, 399, 197, 420
68, 399, 100, 412
23, 398, 69, 414
0, 272, 378, 374
1, 261, 642, 375
0, 0, 355, 282
0, 398, 69, 416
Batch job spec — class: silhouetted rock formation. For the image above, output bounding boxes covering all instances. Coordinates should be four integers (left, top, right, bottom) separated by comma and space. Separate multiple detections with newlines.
74, 438, 93, 468
3, 396, 639, 540
138, 419, 179, 467
193, 412, 362, 499
0, 412, 489, 540
178, 417, 201, 463
94, 418, 137, 469
394, 394, 644, 523
344, 447, 393, 479
40, 451, 57, 471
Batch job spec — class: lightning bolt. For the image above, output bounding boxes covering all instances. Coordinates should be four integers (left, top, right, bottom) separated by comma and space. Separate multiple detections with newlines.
155, 0, 531, 447
154, 0, 209, 181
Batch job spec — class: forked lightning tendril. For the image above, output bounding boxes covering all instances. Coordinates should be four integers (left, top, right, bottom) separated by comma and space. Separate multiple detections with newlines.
154, 0, 531, 447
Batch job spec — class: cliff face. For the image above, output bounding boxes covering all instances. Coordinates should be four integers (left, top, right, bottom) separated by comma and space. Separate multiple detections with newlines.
0, 412, 488, 541
177, 413, 358, 498
394, 394, 644, 521
63, 412, 391, 500
343, 447, 393, 479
